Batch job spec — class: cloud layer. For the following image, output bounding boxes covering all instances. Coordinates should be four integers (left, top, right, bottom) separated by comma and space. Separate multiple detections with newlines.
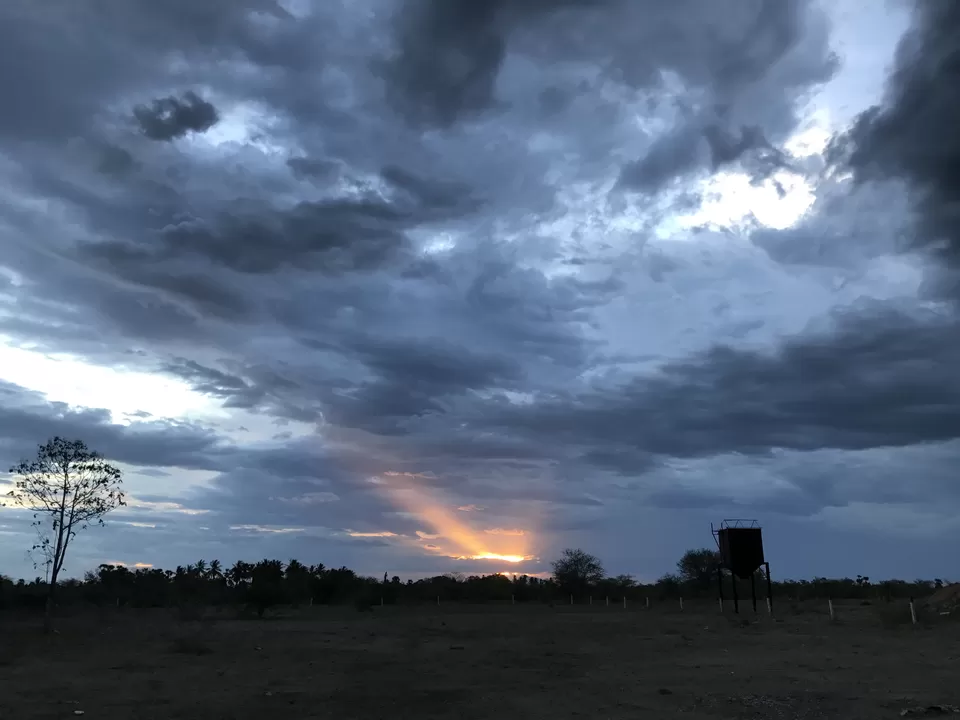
1, 0, 956, 581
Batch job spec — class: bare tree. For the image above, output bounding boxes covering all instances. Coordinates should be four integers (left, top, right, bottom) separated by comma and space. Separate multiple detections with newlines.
5, 437, 124, 631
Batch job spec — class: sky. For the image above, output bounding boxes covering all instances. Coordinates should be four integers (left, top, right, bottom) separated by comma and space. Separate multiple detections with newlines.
0, 0, 957, 583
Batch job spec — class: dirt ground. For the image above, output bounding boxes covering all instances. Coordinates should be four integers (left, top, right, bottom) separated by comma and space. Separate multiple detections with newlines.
1, 600, 956, 720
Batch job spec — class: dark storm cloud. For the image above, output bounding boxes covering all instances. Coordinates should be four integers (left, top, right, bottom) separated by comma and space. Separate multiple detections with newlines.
0, 0, 837, 359
0, 0, 907, 579
80, 192, 443, 277
731, 0, 960, 464
379, 166, 481, 214
315, 331, 533, 433
618, 126, 706, 193
384, 0, 508, 127
619, 123, 791, 193
383, 0, 838, 198
384, 0, 621, 126
386, 0, 835, 127
479, 305, 960, 465
0, 0, 291, 142
129, 219, 614, 439
838, 1, 960, 287
160, 359, 263, 407
133, 91, 220, 141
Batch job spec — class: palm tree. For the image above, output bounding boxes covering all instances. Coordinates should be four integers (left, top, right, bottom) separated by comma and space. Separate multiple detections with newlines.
285, 559, 307, 578
228, 560, 253, 587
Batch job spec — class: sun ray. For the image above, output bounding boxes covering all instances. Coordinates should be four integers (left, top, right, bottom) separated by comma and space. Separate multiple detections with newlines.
378, 471, 537, 566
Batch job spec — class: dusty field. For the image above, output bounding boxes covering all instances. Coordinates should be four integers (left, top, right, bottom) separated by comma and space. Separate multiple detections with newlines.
0, 601, 956, 719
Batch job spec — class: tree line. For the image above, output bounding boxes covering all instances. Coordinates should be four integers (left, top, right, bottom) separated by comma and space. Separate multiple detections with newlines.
0, 438, 949, 628
1, 547, 943, 618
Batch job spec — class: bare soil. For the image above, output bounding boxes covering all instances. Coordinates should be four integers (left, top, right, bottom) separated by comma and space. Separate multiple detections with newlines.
1, 600, 956, 719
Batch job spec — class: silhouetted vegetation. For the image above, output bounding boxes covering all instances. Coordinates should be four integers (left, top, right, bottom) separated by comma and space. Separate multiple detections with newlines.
551, 548, 605, 593
0, 547, 945, 617
0, 438, 946, 619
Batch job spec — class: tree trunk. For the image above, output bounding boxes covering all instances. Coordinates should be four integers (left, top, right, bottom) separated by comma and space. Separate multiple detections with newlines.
44, 576, 56, 634
44, 560, 63, 634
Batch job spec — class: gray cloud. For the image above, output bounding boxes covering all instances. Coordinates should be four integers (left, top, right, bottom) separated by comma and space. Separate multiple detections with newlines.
133, 91, 220, 141
481, 304, 960, 464
620, 121, 793, 193
2, 0, 956, 582
837, 1, 960, 294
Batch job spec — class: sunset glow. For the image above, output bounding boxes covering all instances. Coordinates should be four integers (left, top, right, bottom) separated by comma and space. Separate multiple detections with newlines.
462, 552, 529, 563
378, 471, 537, 567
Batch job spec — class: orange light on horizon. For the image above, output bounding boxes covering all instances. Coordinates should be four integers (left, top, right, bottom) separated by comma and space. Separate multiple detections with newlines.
462, 552, 529, 563
377, 471, 536, 566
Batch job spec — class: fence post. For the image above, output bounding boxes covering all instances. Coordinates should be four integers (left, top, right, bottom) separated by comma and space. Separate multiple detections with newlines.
717, 567, 724, 614
828, 597, 835, 621
679, 597, 684, 611
623, 596, 626, 609
437, 595, 440, 606
764, 562, 774, 615
606, 596, 609, 607
645, 596, 650, 610
910, 597, 917, 625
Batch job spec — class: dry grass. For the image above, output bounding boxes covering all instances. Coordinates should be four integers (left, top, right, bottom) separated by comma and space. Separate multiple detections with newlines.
0, 600, 956, 719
